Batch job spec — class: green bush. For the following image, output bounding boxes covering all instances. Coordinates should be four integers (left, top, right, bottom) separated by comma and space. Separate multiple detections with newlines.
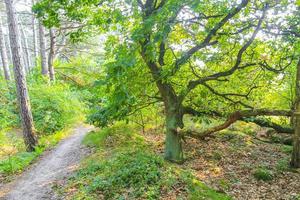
29, 83, 85, 134
0, 77, 85, 134
0, 81, 19, 129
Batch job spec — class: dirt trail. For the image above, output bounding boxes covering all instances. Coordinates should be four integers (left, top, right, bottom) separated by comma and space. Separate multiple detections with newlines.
0, 125, 93, 200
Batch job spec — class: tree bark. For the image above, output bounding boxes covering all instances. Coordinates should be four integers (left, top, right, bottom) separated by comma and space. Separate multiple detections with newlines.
185, 108, 292, 139
4, 0, 37, 151
5, 35, 12, 63
0, 20, 11, 81
291, 58, 300, 168
164, 105, 184, 163
20, 23, 31, 71
48, 28, 55, 81
38, 21, 48, 76
32, 0, 38, 66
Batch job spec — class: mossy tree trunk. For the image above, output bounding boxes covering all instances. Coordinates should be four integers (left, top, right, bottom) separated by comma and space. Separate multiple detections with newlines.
164, 104, 184, 163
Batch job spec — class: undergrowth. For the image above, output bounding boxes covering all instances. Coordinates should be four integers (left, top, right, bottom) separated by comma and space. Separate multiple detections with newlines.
62, 122, 231, 200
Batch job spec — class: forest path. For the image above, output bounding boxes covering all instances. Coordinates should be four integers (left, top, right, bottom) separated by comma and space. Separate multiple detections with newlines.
0, 124, 93, 200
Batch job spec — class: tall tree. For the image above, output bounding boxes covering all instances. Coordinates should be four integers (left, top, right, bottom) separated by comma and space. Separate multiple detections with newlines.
4, 0, 37, 151
38, 21, 48, 75
48, 28, 55, 81
0, 19, 11, 81
34, 0, 297, 162
32, 0, 38, 65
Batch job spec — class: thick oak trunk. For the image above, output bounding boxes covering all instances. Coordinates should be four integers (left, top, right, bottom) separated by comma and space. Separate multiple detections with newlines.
164, 103, 184, 163
5, 0, 37, 151
291, 58, 300, 168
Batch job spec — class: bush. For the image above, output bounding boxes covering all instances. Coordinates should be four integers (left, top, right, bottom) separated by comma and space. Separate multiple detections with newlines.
0, 76, 85, 135
0, 81, 19, 129
29, 83, 85, 134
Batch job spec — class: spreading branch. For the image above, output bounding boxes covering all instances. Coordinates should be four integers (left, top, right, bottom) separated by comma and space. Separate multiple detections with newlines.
173, 0, 249, 73
184, 108, 292, 139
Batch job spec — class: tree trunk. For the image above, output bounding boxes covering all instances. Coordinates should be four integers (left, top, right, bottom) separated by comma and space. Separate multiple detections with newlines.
20, 23, 31, 71
5, 35, 12, 63
38, 21, 48, 76
48, 28, 55, 81
32, 0, 38, 66
0, 20, 11, 81
164, 104, 183, 163
291, 58, 300, 168
4, 0, 37, 152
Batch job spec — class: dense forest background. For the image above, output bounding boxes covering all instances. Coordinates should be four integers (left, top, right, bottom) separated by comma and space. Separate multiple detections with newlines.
0, 0, 300, 199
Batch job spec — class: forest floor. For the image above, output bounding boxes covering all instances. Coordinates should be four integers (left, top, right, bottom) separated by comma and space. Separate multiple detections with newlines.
143, 123, 300, 200
1, 122, 300, 200
0, 124, 93, 200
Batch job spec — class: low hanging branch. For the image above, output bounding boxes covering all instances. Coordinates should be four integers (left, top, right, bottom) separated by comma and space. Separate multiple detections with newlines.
184, 108, 292, 139
242, 117, 293, 134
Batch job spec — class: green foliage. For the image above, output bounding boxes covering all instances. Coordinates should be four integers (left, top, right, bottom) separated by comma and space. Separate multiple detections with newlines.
0, 150, 41, 175
29, 83, 84, 134
0, 81, 19, 129
83, 152, 165, 199
281, 145, 293, 154
0, 75, 85, 134
253, 167, 274, 181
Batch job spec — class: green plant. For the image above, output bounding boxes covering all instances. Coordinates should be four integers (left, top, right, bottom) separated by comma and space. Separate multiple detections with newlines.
281, 145, 293, 154
253, 167, 274, 181
29, 83, 85, 134
276, 158, 290, 172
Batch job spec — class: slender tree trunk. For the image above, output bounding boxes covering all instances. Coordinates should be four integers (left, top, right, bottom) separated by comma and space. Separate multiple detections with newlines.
0, 20, 11, 81
5, 35, 12, 63
48, 28, 55, 81
38, 21, 48, 76
4, 0, 37, 152
32, 0, 38, 66
291, 58, 300, 168
20, 23, 31, 71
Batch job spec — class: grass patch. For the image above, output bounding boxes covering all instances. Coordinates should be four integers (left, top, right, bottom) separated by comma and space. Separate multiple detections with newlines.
280, 145, 293, 154
253, 167, 274, 181
63, 123, 231, 200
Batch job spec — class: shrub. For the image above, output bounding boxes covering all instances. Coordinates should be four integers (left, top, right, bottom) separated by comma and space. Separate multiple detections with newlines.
29, 83, 85, 134
253, 167, 273, 181
0, 81, 19, 129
